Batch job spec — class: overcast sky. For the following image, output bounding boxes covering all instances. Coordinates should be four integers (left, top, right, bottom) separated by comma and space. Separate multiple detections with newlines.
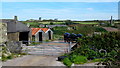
0, 1, 119, 21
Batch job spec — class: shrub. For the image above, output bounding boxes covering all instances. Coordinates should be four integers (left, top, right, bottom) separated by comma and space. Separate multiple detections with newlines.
7, 55, 13, 59
92, 58, 105, 62
2, 54, 7, 61
63, 58, 72, 67
109, 50, 117, 58
70, 55, 87, 64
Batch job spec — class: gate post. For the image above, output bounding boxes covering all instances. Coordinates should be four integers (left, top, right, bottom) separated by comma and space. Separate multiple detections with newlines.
68, 42, 72, 53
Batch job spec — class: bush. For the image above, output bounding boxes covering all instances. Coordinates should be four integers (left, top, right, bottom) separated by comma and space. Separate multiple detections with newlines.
70, 55, 87, 64
63, 58, 72, 67
62, 32, 120, 66
109, 50, 117, 58
2, 54, 7, 61
7, 55, 13, 59
92, 58, 105, 62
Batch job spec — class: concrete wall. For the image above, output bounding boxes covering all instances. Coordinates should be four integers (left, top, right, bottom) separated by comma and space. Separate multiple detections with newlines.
0, 23, 7, 44
34, 30, 53, 41
43, 30, 53, 40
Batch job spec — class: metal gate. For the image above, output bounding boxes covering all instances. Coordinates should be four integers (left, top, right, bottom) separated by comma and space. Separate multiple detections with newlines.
22, 41, 71, 56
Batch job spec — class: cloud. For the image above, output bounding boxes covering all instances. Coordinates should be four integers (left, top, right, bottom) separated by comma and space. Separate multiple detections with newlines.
21, 8, 73, 15
1, 0, 120, 2
2, 7, 118, 21
87, 8, 93, 10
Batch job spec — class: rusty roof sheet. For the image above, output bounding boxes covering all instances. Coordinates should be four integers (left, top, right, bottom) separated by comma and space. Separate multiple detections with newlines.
31, 28, 49, 35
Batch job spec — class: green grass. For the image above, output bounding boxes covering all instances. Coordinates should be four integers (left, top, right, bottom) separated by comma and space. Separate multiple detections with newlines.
22, 21, 99, 25
92, 58, 104, 62
39, 22, 64, 24
38, 22, 51, 24
75, 22, 99, 24
39, 22, 99, 24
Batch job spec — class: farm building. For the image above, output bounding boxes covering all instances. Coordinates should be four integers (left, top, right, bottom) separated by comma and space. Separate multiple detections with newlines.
39, 24, 67, 28
0, 16, 32, 44
31, 28, 53, 41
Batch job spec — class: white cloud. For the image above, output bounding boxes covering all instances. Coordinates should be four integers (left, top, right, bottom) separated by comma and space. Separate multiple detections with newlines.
2, 7, 118, 21
1, 0, 120, 2
87, 8, 93, 10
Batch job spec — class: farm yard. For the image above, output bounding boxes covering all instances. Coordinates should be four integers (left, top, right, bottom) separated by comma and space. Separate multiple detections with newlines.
1, 2, 120, 68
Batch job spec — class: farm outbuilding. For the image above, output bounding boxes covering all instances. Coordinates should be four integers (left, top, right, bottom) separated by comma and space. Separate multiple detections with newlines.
1, 16, 32, 44
31, 28, 53, 41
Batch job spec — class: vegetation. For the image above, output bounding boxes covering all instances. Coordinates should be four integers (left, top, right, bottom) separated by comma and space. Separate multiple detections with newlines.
70, 55, 87, 64
53, 25, 107, 40
74, 22, 99, 24
62, 32, 120, 66
63, 58, 72, 67
22, 21, 99, 27
1, 46, 27, 61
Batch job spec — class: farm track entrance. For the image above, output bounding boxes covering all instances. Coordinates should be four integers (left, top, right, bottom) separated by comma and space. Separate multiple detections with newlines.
22, 41, 74, 56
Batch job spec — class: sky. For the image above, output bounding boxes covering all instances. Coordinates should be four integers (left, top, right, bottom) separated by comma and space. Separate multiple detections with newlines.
0, 2, 119, 21
1, 0, 120, 2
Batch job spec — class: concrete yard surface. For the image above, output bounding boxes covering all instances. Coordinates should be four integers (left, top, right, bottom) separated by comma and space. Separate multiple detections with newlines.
2, 55, 65, 66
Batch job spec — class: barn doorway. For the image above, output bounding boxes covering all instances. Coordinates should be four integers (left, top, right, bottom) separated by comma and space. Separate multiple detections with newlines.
39, 32, 42, 41
48, 31, 51, 40
19, 32, 29, 44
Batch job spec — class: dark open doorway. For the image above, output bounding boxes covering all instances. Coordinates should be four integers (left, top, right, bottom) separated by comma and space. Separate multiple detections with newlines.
19, 32, 29, 44
39, 32, 42, 41
48, 31, 51, 40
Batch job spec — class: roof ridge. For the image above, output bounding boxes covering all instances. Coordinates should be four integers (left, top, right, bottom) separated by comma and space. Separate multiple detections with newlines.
31, 28, 49, 35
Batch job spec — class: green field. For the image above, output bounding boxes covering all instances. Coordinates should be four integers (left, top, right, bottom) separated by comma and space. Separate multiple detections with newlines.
74, 22, 99, 24
23, 21, 99, 25
114, 21, 120, 24
38, 22, 64, 24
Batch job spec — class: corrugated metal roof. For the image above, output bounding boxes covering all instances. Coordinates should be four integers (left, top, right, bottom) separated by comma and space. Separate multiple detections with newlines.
31, 28, 41, 35
31, 28, 49, 35
42, 28, 49, 33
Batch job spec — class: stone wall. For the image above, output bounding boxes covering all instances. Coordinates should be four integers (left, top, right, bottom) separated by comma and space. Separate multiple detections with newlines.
7, 32, 19, 41
6, 41, 23, 53
0, 23, 7, 44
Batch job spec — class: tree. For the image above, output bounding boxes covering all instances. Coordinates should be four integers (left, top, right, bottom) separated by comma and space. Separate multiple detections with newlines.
50, 22, 54, 25
65, 20, 73, 25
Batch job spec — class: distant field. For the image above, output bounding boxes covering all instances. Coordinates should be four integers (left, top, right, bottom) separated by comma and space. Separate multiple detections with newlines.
38, 22, 64, 24
39, 21, 99, 24
114, 21, 120, 23
23, 21, 99, 25
74, 22, 99, 24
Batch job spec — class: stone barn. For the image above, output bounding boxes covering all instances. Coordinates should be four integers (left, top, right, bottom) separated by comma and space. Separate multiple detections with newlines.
1, 16, 32, 44
31, 28, 53, 41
